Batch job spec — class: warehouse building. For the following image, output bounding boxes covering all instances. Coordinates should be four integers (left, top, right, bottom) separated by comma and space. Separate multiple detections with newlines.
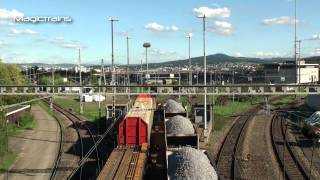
264, 61, 319, 84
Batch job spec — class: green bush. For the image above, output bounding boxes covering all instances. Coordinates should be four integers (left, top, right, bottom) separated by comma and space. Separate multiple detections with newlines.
18, 113, 35, 130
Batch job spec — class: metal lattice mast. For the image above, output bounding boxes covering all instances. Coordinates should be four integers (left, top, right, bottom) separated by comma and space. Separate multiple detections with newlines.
109, 17, 119, 122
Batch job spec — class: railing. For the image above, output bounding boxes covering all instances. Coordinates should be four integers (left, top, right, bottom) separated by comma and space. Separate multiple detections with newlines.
0, 84, 319, 95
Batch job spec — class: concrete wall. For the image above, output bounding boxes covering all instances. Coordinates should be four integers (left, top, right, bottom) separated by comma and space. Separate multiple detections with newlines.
265, 67, 296, 84
305, 95, 320, 110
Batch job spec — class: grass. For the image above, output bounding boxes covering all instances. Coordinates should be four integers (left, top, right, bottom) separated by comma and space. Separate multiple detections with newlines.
212, 95, 299, 131
0, 150, 16, 173
18, 113, 35, 130
213, 98, 259, 131
0, 111, 35, 173
37, 101, 54, 116
53, 96, 132, 121
0, 124, 27, 174
271, 96, 298, 109
54, 96, 101, 121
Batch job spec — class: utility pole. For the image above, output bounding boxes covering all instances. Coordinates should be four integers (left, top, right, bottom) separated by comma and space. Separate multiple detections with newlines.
179, 65, 181, 100
126, 36, 130, 99
186, 33, 192, 86
294, 0, 298, 84
143, 43, 151, 80
232, 68, 235, 104
297, 40, 301, 84
98, 59, 104, 118
143, 42, 151, 93
198, 14, 207, 130
78, 48, 83, 114
50, 65, 54, 109
186, 33, 192, 100
25, 67, 28, 83
109, 17, 119, 122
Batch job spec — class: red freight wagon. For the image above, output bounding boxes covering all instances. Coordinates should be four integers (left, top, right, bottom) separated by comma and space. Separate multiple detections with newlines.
119, 94, 155, 145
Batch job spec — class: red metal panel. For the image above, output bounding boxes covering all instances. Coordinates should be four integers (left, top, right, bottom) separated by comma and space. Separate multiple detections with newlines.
138, 119, 148, 145
137, 93, 152, 99
118, 120, 124, 145
125, 117, 138, 145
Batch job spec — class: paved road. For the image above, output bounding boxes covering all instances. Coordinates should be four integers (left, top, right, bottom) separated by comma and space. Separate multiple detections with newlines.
2, 104, 60, 180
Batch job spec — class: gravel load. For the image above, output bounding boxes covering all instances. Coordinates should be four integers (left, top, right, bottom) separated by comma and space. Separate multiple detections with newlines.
165, 99, 186, 114
166, 115, 195, 134
168, 147, 218, 180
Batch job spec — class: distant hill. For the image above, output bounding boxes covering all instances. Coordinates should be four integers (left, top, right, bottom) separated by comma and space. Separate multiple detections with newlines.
16, 63, 94, 68
150, 53, 292, 67
12, 53, 319, 68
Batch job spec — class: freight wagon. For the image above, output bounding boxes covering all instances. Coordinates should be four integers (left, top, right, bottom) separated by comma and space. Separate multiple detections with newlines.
119, 94, 155, 145
98, 94, 155, 180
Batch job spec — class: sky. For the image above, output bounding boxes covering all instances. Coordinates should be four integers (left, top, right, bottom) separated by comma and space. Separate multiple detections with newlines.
0, 0, 320, 65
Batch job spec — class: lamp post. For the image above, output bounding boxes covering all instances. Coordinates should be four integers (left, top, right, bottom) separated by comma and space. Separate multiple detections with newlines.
198, 14, 207, 130
126, 36, 130, 98
186, 33, 192, 86
109, 17, 119, 122
143, 42, 151, 87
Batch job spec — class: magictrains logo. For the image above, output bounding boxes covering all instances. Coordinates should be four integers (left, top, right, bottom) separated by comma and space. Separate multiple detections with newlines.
14, 16, 72, 24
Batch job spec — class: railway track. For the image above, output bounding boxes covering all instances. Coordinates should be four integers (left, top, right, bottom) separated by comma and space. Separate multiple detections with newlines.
42, 99, 100, 179
49, 109, 64, 180
271, 114, 309, 180
97, 146, 141, 180
216, 108, 258, 179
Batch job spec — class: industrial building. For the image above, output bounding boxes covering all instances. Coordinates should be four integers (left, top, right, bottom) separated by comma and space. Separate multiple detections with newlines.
264, 61, 319, 84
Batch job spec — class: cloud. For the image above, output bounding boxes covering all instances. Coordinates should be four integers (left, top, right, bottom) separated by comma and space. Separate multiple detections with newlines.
49, 36, 65, 43
255, 51, 290, 58
62, 42, 84, 49
49, 37, 86, 49
187, 32, 193, 37
262, 16, 300, 25
0, 40, 8, 46
208, 21, 234, 35
145, 48, 179, 62
0, 9, 23, 27
193, 7, 231, 19
234, 52, 243, 57
306, 34, 320, 41
149, 48, 177, 56
145, 22, 179, 32
117, 30, 129, 37
8, 28, 38, 36
0, 9, 24, 19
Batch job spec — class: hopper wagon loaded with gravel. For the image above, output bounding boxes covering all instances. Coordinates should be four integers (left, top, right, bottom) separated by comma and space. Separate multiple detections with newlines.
164, 99, 198, 148
163, 99, 218, 180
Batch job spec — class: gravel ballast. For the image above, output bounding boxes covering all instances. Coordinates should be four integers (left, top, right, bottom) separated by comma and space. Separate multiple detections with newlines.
168, 147, 218, 180
166, 115, 195, 135
165, 99, 186, 114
